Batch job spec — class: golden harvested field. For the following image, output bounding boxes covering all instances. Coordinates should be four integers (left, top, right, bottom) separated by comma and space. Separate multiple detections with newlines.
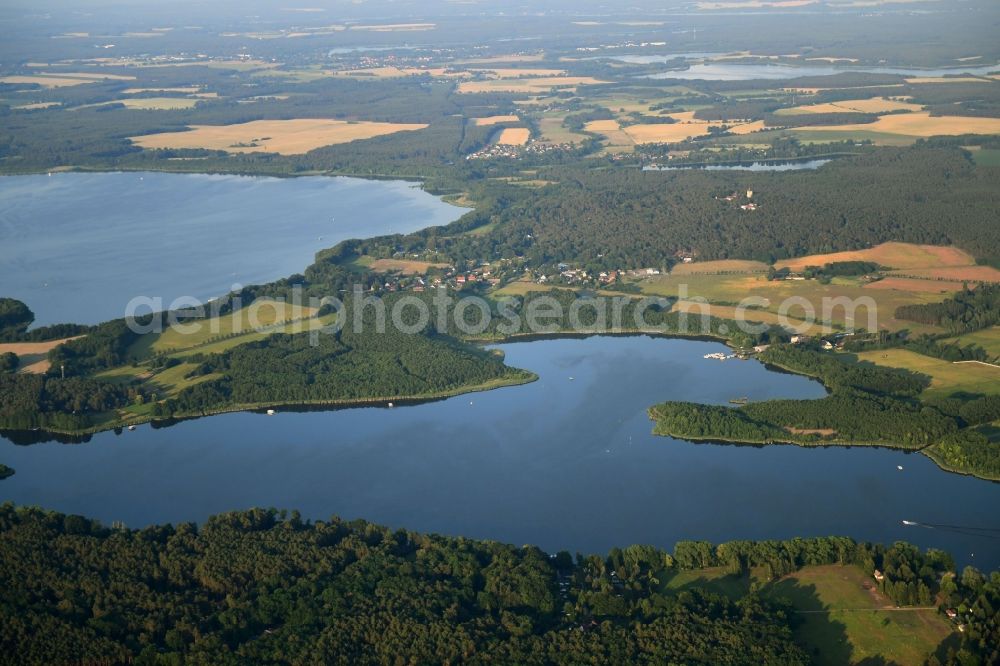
131, 119, 428, 155
0, 336, 84, 375
775, 97, 924, 115
775, 242, 977, 272
584, 119, 622, 132
728, 120, 768, 134
1, 75, 101, 88
665, 110, 704, 123
905, 76, 991, 84
473, 115, 520, 126
887, 265, 1000, 282
796, 112, 1000, 140
369, 258, 450, 274
671, 259, 770, 275
14, 102, 60, 110
116, 97, 199, 110
457, 77, 607, 94
622, 122, 714, 144
495, 127, 531, 145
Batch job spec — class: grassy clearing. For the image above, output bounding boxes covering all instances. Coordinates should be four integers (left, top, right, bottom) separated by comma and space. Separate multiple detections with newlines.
638, 272, 953, 333
660, 566, 755, 598
536, 113, 589, 144
943, 327, 1000, 358
472, 115, 520, 126
114, 97, 199, 110
623, 122, 714, 144
670, 259, 770, 275
765, 565, 954, 666
368, 258, 450, 274
968, 148, 1000, 166
855, 348, 1000, 397
131, 119, 428, 155
129, 299, 318, 357
775, 242, 977, 272
584, 119, 636, 153
0, 336, 84, 375
657, 563, 954, 665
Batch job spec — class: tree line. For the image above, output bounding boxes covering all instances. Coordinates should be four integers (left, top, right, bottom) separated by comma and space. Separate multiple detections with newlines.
1, 504, 996, 665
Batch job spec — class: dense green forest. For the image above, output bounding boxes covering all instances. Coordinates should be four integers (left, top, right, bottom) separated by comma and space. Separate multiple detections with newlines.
155, 321, 533, 419
0, 505, 995, 665
650, 344, 1000, 477
895, 284, 1000, 334
0, 374, 137, 431
369, 148, 1000, 271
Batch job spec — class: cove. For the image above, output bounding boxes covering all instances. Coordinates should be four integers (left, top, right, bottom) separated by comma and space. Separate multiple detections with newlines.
2, 335, 997, 568
0, 172, 463, 326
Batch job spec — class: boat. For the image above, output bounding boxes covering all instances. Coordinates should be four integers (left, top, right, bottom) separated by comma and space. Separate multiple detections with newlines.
729, 397, 749, 405
266, 409, 276, 416
127, 425, 136, 431
897, 465, 904, 471
387, 402, 394, 408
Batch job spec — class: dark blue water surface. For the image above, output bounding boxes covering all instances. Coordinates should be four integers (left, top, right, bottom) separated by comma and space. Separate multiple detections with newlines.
2, 335, 997, 568
0, 172, 462, 326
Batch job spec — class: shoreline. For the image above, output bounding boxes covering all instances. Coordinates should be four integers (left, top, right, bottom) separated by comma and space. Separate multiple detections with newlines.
0, 371, 537, 441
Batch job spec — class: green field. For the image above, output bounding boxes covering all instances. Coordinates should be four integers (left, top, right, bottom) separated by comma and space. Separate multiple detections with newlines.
128, 299, 319, 358
944, 326, 1000, 359
854, 348, 1000, 398
637, 272, 953, 334
765, 565, 955, 666
660, 564, 956, 665
968, 148, 1000, 167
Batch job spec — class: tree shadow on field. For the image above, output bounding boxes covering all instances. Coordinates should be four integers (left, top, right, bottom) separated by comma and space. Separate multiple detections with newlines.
931, 631, 963, 665
767, 579, 853, 666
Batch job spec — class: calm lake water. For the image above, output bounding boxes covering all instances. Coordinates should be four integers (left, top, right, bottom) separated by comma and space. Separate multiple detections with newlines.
612, 57, 1000, 81
0, 172, 462, 326
645, 159, 832, 172
2, 335, 997, 568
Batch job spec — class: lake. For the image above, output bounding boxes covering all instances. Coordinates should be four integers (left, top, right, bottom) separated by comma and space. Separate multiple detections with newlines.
2, 335, 998, 568
0, 172, 463, 326
645, 159, 832, 172
610, 56, 1000, 81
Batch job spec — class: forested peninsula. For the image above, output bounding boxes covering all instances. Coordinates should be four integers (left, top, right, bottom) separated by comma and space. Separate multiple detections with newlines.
650, 343, 1000, 480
